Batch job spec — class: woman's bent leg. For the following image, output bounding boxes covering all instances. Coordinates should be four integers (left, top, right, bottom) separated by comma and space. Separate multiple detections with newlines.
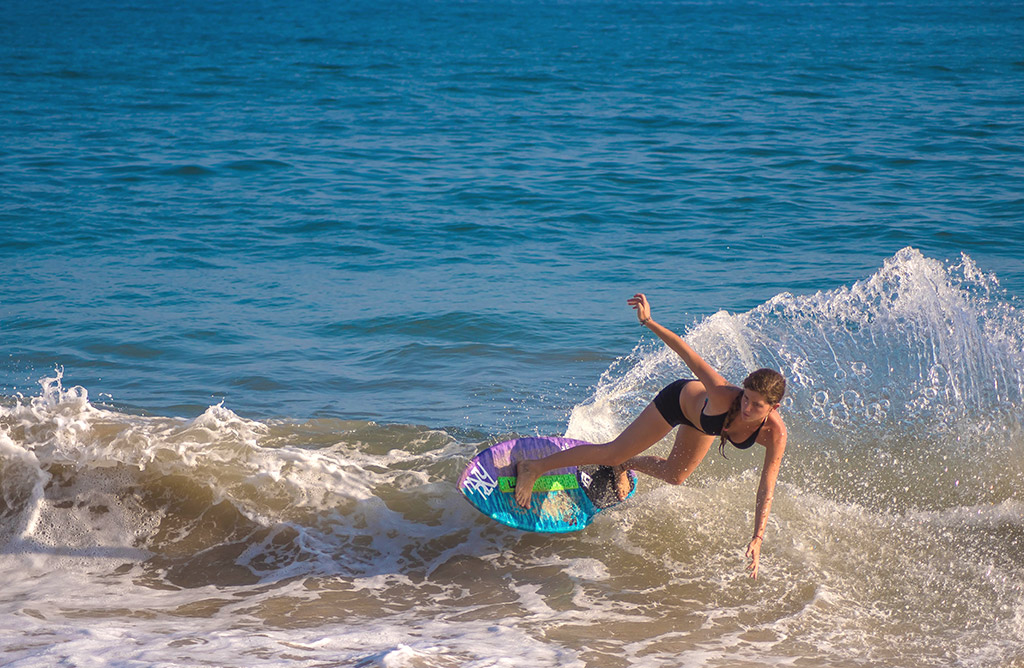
621, 425, 714, 486
514, 404, 672, 508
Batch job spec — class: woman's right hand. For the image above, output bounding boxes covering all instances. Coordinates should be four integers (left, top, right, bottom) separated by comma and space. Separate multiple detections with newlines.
628, 293, 651, 324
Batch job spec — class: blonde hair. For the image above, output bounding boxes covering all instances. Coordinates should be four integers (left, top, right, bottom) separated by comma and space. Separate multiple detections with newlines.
718, 368, 786, 457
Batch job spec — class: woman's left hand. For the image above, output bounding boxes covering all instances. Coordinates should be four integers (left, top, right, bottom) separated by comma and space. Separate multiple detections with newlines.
745, 537, 763, 579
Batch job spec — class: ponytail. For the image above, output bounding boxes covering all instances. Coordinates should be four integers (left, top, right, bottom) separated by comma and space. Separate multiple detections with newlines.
717, 392, 743, 458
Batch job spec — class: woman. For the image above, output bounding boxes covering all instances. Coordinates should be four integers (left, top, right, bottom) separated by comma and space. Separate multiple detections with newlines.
514, 294, 787, 578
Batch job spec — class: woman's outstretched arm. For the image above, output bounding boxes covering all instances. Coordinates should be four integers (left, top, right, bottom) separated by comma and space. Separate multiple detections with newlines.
628, 293, 729, 390
745, 416, 787, 578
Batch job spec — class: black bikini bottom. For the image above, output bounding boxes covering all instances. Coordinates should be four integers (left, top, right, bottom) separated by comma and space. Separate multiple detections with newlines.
653, 379, 699, 429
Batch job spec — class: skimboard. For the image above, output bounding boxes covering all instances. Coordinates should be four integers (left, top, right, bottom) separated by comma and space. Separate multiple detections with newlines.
457, 436, 637, 533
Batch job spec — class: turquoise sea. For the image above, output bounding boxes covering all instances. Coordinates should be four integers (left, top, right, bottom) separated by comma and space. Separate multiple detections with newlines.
2, 0, 1023, 666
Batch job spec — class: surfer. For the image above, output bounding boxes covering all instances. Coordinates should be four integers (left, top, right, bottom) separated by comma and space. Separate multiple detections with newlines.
514, 293, 787, 578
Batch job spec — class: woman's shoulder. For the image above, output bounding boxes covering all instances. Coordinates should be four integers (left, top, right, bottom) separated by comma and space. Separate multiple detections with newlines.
760, 410, 788, 444
707, 384, 743, 400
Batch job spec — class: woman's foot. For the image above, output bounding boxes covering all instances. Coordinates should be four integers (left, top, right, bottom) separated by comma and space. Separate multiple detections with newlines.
514, 459, 542, 508
613, 464, 632, 501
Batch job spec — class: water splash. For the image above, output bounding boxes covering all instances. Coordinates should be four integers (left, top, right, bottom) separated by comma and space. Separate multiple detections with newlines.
753, 248, 1023, 430
568, 248, 1024, 509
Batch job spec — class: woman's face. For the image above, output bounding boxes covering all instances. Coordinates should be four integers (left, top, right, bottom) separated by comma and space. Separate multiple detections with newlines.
741, 388, 776, 421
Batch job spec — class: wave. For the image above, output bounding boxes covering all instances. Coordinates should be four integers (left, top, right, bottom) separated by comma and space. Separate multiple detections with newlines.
2, 248, 1022, 585
0, 373, 483, 586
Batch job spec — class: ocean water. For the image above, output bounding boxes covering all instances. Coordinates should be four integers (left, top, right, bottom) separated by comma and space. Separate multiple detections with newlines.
2, 0, 1023, 666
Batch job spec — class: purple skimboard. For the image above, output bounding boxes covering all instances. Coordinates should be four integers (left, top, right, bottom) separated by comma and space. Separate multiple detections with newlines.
458, 436, 638, 533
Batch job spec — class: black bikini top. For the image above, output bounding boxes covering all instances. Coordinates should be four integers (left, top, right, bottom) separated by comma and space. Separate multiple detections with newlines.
699, 400, 767, 449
